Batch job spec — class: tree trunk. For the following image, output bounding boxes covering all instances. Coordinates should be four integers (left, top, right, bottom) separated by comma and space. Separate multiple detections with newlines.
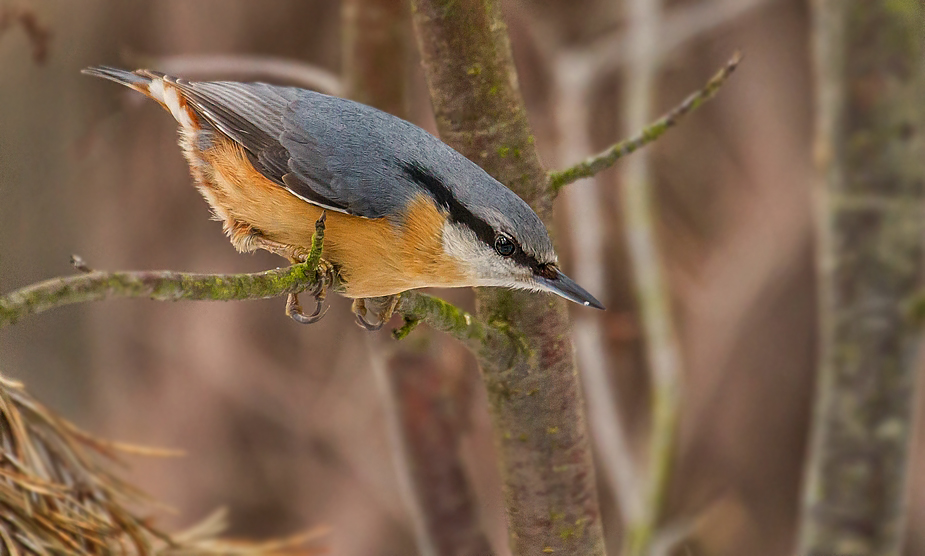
410, 2, 606, 555
797, 1, 925, 554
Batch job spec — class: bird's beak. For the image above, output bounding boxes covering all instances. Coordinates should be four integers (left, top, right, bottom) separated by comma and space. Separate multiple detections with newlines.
535, 268, 605, 310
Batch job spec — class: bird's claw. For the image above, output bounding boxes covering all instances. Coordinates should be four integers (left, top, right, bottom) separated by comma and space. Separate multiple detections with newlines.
285, 258, 334, 325
352, 295, 400, 331
286, 292, 328, 324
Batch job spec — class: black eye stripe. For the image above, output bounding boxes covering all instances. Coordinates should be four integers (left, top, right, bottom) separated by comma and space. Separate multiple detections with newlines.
399, 159, 552, 274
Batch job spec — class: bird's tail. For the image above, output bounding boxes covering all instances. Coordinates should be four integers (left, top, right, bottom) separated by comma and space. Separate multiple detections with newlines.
82, 66, 199, 128
82, 66, 164, 100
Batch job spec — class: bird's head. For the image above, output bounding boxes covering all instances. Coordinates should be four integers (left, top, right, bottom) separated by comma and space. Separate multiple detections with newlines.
400, 160, 604, 310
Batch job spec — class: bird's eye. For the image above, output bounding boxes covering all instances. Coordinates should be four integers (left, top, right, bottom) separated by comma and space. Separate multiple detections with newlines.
494, 234, 515, 257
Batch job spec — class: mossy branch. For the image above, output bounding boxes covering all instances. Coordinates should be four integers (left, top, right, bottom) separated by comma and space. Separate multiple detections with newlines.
0, 262, 322, 329
0, 267, 514, 358
0, 214, 515, 361
396, 291, 519, 367
548, 52, 742, 193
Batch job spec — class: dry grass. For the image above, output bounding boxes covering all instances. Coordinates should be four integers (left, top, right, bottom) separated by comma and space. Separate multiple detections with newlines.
0, 373, 327, 555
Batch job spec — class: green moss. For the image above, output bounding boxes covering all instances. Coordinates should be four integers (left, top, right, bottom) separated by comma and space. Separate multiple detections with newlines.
393, 316, 422, 340
466, 64, 483, 76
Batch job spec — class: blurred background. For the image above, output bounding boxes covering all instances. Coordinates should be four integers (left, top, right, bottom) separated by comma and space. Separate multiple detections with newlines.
0, 1, 921, 555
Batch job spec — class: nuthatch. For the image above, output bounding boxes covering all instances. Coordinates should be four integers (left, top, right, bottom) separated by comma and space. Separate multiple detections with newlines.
83, 66, 604, 328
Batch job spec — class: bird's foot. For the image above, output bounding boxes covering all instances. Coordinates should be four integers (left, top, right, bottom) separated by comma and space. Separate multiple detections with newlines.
284, 257, 335, 325
352, 295, 400, 331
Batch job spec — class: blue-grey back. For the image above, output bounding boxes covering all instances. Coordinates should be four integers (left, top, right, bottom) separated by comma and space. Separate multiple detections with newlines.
179, 79, 555, 261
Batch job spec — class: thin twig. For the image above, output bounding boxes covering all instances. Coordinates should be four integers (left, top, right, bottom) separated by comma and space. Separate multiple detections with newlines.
552, 55, 644, 524
0, 266, 516, 363
548, 52, 741, 193
127, 53, 343, 96
620, 0, 686, 553
0, 263, 321, 328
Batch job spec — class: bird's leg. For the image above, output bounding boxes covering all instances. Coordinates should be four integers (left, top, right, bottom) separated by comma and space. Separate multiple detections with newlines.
232, 222, 336, 325
251, 236, 312, 263
352, 295, 401, 331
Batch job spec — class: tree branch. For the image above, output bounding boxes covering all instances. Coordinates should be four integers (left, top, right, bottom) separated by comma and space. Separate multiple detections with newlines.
0, 266, 513, 358
1, 260, 516, 376
548, 52, 741, 193
0, 263, 316, 328
796, 1, 925, 553
396, 291, 520, 368
411, 1, 606, 554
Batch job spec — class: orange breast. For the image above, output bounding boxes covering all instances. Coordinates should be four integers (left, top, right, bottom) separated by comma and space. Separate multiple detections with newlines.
189, 136, 468, 298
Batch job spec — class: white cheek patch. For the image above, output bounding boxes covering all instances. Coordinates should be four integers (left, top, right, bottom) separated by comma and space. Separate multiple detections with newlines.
441, 222, 487, 280
441, 222, 541, 290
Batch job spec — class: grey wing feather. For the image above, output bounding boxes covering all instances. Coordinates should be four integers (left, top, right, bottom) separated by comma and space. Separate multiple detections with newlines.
278, 95, 424, 219
169, 78, 451, 220
169, 79, 355, 214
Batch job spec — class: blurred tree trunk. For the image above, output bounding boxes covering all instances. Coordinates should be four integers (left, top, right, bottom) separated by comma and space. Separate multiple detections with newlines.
342, 2, 494, 555
797, 1, 924, 555
342, 0, 407, 116
410, 1, 606, 555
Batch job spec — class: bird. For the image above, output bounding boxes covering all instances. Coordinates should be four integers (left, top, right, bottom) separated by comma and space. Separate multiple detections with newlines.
82, 66, 604, 329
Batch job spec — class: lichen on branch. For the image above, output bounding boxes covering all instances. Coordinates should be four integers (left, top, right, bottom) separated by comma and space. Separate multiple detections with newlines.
0, 262, 322, 328
0, 214, 514, 360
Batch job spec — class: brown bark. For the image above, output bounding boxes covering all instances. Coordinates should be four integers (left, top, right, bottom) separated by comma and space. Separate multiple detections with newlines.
797, 1, 925, 554
410, 2, 605, 554
388, 351, 495, 556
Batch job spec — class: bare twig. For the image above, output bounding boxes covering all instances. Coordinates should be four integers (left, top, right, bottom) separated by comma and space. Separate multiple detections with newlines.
0, 4, 52, 63
552, 54, 643, 525
620, 0, 685, 553
128, 53, 343, 96
549, 52, 741, 193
